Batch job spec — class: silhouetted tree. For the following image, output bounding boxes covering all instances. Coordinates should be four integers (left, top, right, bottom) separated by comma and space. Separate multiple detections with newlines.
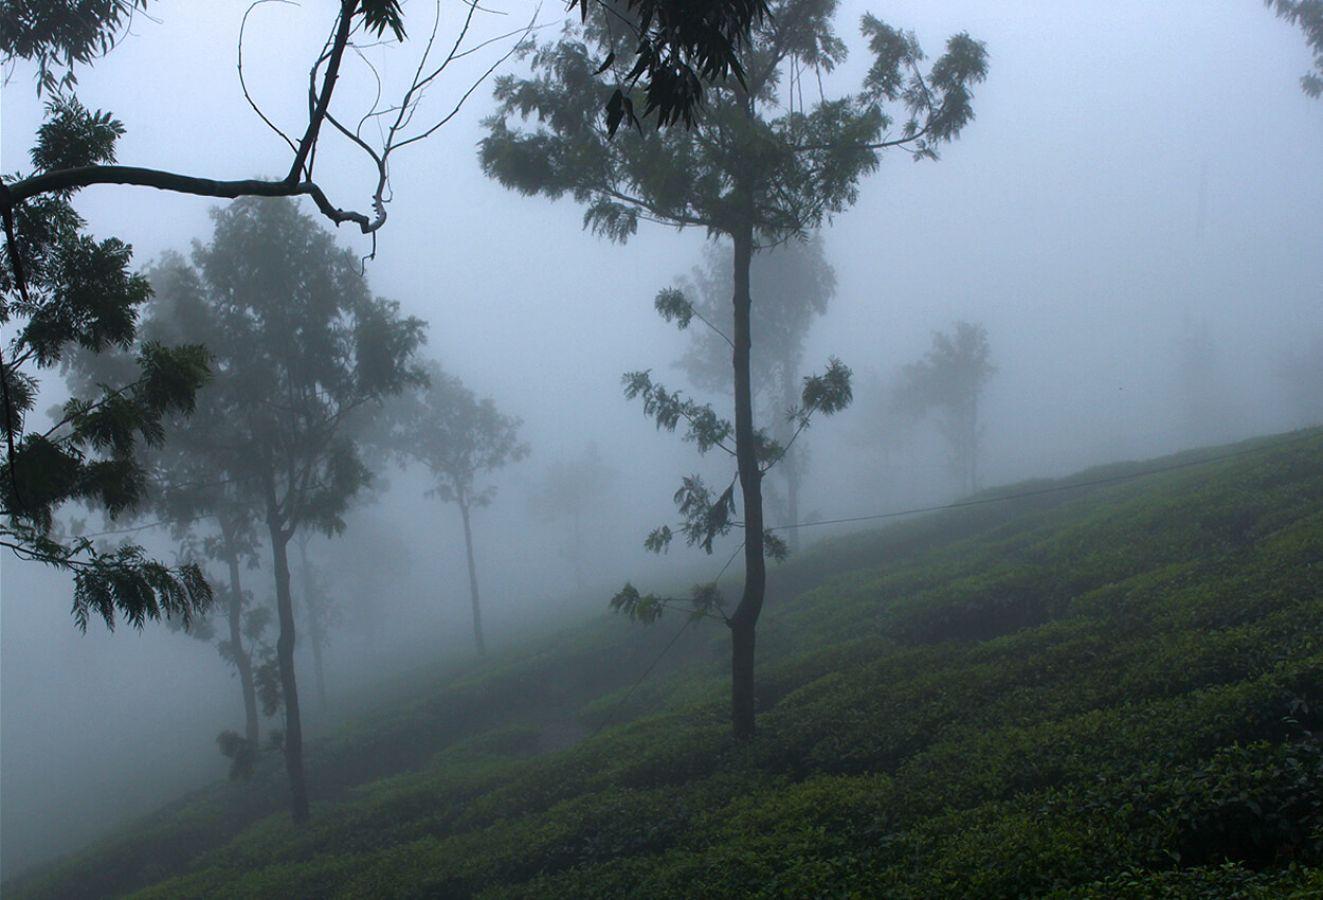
483, 0, 986, 738
166, 196, 425, 823
386, 363, 528, 655
896, 321, 995, 495
1267, 0, 1323, 96
0, 0, 763, 617
672, 234, 835, 551
529, 444, 617, 592
61, 253, 279, 767
0, 101, 212, 627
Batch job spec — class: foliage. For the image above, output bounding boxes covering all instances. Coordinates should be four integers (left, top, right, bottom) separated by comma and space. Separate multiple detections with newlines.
9, 429, 1323, 898
155, 195, 426, 821
483, 0, 986, 737
1267, 0, 1323, 96
383, 362, 528, 509
671, 235, 836, 402
0, 96, 213, 628
567, 0, 771, 133
528, 443, 617, 590
895, 320, 995, 493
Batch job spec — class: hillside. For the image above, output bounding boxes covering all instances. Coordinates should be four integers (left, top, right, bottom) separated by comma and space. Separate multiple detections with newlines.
11, 429, 1323, 898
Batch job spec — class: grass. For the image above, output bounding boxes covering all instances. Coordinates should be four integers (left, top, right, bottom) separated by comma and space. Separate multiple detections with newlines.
9, 428, 1323, 898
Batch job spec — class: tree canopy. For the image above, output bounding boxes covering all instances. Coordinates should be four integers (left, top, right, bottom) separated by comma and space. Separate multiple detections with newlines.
895, 321, 995, 495
483, 0, 987, 738
148, 195, 425, 822
1268, 0, 1323, 96
384, 362, 528, 653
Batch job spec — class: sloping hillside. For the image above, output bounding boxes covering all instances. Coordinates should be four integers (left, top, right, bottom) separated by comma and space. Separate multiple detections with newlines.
12, 429, 1323, 898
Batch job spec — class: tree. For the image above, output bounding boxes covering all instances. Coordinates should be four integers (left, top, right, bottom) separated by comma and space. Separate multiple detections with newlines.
60, 252, 280, 766
293, 530, 336, 710
1276, 332, 1323, 428
895, 321, 995, 495
0, 0, 513, 624
529, 443, 617, 592
671, 233, 836, 551
0, 0, 769, 620
1, 101, 213, 629
483, 0, 986, 738
165, 196, 425, 823
1267, 0, 1323, 97
385, 363, 528, 655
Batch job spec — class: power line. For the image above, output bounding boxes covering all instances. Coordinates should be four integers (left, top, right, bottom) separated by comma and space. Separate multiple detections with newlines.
589, 615, 694, 740
767, 429, 1320, 534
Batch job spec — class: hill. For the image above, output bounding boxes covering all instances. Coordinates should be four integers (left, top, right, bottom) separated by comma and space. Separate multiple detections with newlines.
10, 429, 1323, 898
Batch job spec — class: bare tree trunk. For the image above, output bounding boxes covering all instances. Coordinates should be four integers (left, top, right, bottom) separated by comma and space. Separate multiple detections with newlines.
223, 542, 260, 750
729, 218, 765, 741
459, 496, 486, 656
969, 393, 980, 492
266, 500, 309, 823
572, 507, 584, 591
780, 364, 801, 554
296, 536, 328, 711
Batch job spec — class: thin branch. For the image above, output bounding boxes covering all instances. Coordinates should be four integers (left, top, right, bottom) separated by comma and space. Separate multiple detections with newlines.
289, 0, 358, 181
238, 0, 301, 155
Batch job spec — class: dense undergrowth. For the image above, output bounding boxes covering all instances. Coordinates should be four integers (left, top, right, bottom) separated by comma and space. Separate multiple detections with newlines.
10, 429, 1323, 898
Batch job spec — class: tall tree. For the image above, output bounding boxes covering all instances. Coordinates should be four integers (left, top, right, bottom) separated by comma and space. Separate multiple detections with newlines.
62, 252, 277, 762
0, 0, 765, 616
529, 443, 617, 593
385, 363, 528, 655
895, 321, 995, 495
672, 233, 836, 550
483, 0, 986, 738
173, 196, 425, 823
1277, 332, 1323, 427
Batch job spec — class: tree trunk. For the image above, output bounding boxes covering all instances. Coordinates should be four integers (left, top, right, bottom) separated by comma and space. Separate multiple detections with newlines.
969, 393, 980, 493
223, 543, 260, 750
296, 536, 328, 711
572, 508, 584, 591
267, 508, 309, 823
781, 359, 801, 554
459, 496, 486, 656
728, 219, 766, 741
785, 458, 800, 554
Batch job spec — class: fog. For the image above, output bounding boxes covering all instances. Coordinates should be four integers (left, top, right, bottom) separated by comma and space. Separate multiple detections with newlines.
2, 0, 1321, 879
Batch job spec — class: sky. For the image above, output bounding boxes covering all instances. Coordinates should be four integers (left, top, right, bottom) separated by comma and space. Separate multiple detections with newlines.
2, 0, 1321, 877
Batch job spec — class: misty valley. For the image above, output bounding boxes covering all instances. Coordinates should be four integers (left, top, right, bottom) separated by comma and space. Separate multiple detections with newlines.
2, 1, 1321, 897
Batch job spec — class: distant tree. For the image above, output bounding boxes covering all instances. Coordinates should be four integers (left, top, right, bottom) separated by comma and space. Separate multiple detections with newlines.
896, 321, 995, 495
1175, 316, 1230, 446
1276, 332, 1323, 427
1267, 0, 1323, 97
672, 234, 835, 551
293, 530, 336, 709
529, 444, 617, 592
61, 253, 278, 769
165, 196, 425, 823
483, 0, 986, 738
0, 0, 768, 622
385, 363, 528, 655
849, 369, 919, 489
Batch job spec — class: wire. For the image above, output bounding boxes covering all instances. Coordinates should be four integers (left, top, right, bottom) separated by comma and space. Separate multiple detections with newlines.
767, 429, 1321, 534
589, 614, 694, 740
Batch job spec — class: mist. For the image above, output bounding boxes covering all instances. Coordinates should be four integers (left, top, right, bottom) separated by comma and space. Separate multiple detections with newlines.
2, 0, 1321, 886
